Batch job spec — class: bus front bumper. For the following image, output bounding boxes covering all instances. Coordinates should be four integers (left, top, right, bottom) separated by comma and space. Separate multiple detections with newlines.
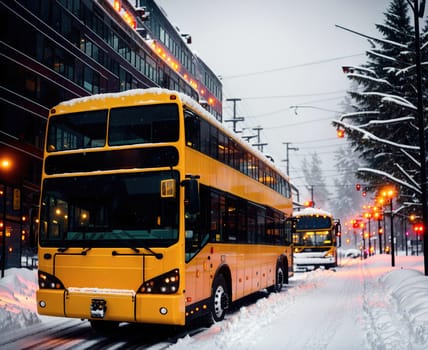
37, 288, 185, 325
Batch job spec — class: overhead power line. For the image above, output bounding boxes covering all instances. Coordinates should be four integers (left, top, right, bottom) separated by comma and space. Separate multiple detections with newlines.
222, 53, 365, 79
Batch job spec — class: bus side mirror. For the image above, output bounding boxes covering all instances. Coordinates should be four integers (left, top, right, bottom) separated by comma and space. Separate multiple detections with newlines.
182, 175, 200, 217
334, 220, 341, 236
334, 220, 342, 247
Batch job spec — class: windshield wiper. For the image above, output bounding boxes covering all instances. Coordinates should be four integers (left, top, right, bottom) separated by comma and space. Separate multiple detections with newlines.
110, 230, 164, 259
57, 246, 92, 255
112, 244, 163, 259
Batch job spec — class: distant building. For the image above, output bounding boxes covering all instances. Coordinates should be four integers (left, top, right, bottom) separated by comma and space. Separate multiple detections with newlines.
0, 0, 222, 267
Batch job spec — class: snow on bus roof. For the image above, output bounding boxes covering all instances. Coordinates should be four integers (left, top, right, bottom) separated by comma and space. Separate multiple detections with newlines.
293, 207, 333, 218
57, 88, 290, 182
57, 87, 175, 107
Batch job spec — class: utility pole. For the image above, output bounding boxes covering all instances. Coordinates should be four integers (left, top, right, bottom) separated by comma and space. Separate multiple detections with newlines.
307, 185, 315, 207
225, 98, 244, 133
282, 142, 299, 176
410, 0, 428, 276
252, 126, 267, 152
242, 134, 257, 143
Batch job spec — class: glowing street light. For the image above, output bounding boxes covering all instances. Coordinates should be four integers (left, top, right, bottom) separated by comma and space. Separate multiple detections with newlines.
381, 187, 396, 267
1, 157, 13, 278
1, 159, 12, 171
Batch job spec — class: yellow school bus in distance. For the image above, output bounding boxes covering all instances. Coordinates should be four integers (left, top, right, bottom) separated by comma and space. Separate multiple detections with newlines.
293, 207, 341, 271
36, 88, 294, 332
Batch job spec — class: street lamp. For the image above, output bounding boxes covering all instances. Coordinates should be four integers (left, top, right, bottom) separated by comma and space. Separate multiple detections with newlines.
364, 211, 372, 256
373, 208, 383, 254
382, 187, 396, 267
1, 157, 13, 278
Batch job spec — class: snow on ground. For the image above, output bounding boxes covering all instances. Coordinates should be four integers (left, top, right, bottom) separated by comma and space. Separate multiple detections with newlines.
0, 253, 427, 350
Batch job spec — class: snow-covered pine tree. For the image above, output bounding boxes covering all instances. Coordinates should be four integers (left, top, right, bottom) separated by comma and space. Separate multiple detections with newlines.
333, 0, 427, 211
301, 151, 331, 211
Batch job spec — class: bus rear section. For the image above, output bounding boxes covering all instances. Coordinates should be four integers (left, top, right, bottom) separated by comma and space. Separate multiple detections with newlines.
292, 208, 341, 272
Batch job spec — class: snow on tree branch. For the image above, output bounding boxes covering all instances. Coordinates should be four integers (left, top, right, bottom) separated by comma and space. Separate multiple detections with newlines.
400, 149, 421, 168
395, 162, 420, 190
333, 120, 419, 151
346, 73, 393, 87
339, 111, 380, 120
367, 50, 398, 62
357, 167, 421, 194
358, 116, 415, 128
360, 92, 417, 110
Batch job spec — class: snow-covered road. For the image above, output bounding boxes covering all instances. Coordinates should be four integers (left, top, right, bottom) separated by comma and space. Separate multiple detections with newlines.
170, 255, 427, 350
1, 254, 427, 350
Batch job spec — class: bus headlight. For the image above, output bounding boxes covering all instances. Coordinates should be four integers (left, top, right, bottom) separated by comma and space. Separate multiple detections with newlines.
38, 270, 65, 289
138, 269, 179, 294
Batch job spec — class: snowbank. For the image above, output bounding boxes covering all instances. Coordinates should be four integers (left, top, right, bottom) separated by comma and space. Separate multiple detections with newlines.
0, 268, 41, 332
380, 268, 428, 343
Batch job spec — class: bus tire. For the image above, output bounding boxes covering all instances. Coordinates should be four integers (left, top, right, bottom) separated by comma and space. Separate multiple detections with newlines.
268, 263, 284, 293
90, 320, 119, 334
210, 275, 229, 322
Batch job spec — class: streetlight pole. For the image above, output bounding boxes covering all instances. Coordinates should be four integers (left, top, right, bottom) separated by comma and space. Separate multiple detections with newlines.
382, 188, 396, 266
409, 0, 428, 276
378, 219, 383, 254
389, 197, 395, 267
282, 142, 299, 176
1, 185, 6, 278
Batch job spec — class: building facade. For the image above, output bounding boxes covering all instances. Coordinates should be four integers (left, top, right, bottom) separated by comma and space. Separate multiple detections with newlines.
0, 0, 222, 268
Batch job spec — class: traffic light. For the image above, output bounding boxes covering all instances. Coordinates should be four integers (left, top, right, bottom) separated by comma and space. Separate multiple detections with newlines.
352, 219, 361, 228
336, 128, 345, 138
413, 223, 425, 233
355, 184, 361, 191
304, 200, 314, 208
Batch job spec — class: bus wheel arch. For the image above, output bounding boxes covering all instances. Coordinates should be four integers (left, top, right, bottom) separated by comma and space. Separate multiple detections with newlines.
268, 255, 288, 293
210, 266, 231, 322
282, 255, 289, 285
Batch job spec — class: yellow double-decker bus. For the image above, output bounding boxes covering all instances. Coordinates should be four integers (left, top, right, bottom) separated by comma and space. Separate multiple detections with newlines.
36, 88, 294, 332
292, 207, 341, 272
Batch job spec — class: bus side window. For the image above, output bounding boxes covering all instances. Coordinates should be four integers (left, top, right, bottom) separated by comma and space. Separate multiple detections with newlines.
184, 111, 200, 150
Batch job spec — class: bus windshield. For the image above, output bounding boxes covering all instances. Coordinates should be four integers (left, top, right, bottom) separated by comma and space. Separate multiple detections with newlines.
46, 103, 179, 152
295, 216, 332, 230
108, 103, 179, 145
293, 230, 333, 246
40, 171, 179, 247
47, 110, 108, 152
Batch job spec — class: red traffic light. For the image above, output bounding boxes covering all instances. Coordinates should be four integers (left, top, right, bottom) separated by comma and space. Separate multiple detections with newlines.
352, 219, 361, 228
413, 223, 425, 233
304, 200, 314, 208
356, 184, 361, 191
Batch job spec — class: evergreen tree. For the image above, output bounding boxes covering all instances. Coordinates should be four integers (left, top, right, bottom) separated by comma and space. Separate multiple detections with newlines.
301, 152, 331, 211
333, 0, 428, 212
331, 145, 366, 221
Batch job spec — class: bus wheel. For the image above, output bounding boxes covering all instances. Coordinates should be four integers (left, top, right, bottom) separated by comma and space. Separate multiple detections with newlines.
90, 320, 119, 334
211, 275, 229, 322
268, 264, 284, 293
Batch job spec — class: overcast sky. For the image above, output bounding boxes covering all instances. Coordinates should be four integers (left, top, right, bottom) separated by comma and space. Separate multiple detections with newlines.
155, 0, 394, 204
